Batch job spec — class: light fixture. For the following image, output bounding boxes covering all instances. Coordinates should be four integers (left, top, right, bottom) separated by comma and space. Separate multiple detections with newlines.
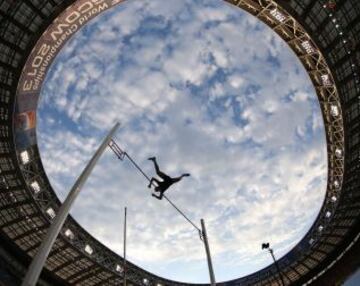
143, 278, 149, 285
331, 195, 337, 202
46, 207, 56, 219
116, 264, 123, 273
30, 181, 41, 194
9, 193, 17, 203
261, 242, 270, 249
330, 105, 339, 117
321, 74, 332, 86
326, 211, 332, 218
301, 40, 315, 54
318, 225, 324, 232
334, 180, 340, 188
20, 150, 30, 164
64, 229, 75, 240
85, 244, 93, 255
270, 8, 286, 22
335, 148, 343, 158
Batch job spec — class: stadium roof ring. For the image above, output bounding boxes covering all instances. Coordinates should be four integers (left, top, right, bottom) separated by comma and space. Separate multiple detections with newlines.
0, 0, 359, 285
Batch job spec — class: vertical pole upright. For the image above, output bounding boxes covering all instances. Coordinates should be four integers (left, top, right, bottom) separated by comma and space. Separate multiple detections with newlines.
123, 207, 127, 286
21, 123, 120, 286
201, 219, 216, 286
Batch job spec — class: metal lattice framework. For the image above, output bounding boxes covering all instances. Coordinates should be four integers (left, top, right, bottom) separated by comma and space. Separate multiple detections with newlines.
0, 0, 359, 285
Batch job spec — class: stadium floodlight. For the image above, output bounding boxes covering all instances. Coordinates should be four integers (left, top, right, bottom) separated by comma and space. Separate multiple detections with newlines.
326, 211, 332, 218
20, 150, 30, 164
64, 229, 75, 240
46, 208, 56, 219
261, 242, 270, 249
261, 243, 285, 286
156, 283, 163, 286
318, 225, 324, 232
115, 264, 123, 273
30, 181, 41, 194
9, 193, 17, 203
309, 238, 315, 245
2, 177, 8, 189
330, 105, 340, 117
331, 195, 337, 202
85, 244, 93, 255
335, 148, 343, 158
321, 74, 332, 86
334, 180, 340, 188
270, 8, 286, 22
143, 278, 149, 285
301, 40, 315, 54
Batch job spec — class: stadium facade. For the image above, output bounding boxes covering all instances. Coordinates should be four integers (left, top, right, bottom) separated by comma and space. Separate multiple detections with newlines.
0, 0, 359, 285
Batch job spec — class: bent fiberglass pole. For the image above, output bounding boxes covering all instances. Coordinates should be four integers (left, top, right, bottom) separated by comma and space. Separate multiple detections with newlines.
21, 122, 120, 286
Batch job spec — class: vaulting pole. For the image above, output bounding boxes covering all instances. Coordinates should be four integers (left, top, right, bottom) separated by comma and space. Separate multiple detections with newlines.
201, 219, 216, 286
123, 207, 127, 286
21, 122, 120, 286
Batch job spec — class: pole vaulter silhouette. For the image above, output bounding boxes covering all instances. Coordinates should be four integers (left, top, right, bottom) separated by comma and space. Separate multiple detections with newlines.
147, 157, 190, 200
108, 140, 201, 236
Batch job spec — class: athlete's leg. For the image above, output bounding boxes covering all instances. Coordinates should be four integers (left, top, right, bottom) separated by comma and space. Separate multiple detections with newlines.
149, 157, 168, 180
152, 193, 162, 200
148, 177, 160, 188
170, 173, 191, 184
152, 191, 164, 200
158, 191, 164, 200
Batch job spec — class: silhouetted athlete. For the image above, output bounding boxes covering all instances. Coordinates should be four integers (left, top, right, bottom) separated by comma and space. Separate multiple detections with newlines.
148, 157, 190, 200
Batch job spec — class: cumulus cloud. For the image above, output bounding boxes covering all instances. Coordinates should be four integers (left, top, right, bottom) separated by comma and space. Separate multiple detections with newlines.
37, 0, 327, 282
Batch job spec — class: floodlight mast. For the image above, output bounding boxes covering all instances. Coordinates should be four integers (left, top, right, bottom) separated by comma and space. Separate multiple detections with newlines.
262, 243, 285, 286
21, 122, 120, 286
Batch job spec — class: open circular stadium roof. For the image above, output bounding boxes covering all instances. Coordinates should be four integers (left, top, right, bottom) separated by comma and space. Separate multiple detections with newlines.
0, 0, 359, 285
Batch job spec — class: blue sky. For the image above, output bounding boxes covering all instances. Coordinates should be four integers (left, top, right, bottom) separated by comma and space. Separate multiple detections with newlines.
345, 269, 360, 285
37, 0, 327, 283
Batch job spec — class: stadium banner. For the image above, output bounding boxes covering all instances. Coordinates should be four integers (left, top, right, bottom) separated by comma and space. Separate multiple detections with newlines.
15, 0, 125, 148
